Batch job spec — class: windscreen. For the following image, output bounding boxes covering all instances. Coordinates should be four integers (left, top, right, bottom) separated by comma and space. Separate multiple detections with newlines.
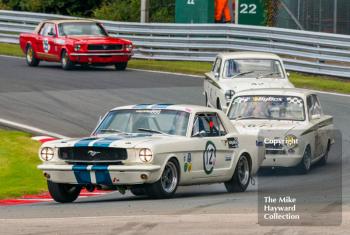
228, 96, 305, 121
58, 22, 108, 36
95, 109, 190, 136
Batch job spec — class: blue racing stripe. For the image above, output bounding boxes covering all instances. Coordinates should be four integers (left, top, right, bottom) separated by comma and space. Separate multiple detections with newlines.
92, 165, 113, 185
74, 138, 98, 147
72, 165, 91, 184
93, 137, 122, 147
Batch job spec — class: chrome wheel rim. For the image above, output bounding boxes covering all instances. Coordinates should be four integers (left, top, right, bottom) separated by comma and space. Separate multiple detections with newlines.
303, 149, 311, 170
238, 156, 250, 186
62, 53, 67, 67
161, 161, 178, 193
27, 47, 33, 62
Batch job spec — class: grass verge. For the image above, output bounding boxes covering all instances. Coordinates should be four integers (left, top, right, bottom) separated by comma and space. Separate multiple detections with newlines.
0, 129, 46, 199
1, 42, 350, 94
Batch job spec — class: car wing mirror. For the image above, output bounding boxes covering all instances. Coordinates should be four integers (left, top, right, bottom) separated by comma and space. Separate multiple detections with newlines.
214, 72, 219, 79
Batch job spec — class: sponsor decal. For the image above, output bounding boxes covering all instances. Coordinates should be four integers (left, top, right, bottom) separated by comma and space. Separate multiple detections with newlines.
256, 140, 264, 147
183, 153, 192, 173
54, 38, 65, 45
227, 137, 239, 148
264, 135, 298, 149
203, 141, 216, 175
225, 156, 232, 161
43, 38, 50, 53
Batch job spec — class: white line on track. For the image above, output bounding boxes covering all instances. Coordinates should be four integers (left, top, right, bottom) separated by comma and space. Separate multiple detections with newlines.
0, 118, 68, 139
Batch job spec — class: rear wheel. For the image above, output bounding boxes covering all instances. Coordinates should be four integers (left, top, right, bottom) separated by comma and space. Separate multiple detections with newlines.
25, 45, 40, 67
115, 62, 128, 71
47, 181, 81, 203
225, 154, 251, 193
296, 146, 311, 174
145, 159, 179, 199
61, 50, 74, 70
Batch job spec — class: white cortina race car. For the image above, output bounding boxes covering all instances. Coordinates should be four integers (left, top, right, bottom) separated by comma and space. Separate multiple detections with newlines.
204, 52, 294, 111
38, 104, 264, 202
227, 88, 335, 173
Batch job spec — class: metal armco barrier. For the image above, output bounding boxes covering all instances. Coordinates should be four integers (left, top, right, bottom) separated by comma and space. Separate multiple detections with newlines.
1, 10, 350, 78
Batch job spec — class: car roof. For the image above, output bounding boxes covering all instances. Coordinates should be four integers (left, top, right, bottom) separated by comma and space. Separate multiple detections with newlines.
217, 52, 282, 60
42, 19, 98, 24
110, 104, 219, 113
234, 88, 316, 98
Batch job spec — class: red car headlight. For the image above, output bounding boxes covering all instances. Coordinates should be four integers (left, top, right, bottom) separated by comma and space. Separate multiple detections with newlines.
125, 44, 133, 51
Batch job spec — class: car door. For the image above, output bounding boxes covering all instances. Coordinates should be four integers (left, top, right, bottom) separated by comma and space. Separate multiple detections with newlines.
189, 112, 232, 182
205, 57, 222, 107
36, 23, 58, 60
307, 95, 326, 159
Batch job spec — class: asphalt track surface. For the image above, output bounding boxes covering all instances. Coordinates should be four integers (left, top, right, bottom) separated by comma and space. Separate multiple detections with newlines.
0, 56, 349, 234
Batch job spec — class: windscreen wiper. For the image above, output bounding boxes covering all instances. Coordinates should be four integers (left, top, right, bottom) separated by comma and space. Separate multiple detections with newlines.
230, 71, 255, 78
257, 72, 281, 79
99, 129, 128, 134
138, 128, 169, 135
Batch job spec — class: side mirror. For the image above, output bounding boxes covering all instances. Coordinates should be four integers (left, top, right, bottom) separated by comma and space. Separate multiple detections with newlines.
48, 31, 56, 37
286, 72, 290, 77
311, 114, 321, 120
214, 72, 220, 79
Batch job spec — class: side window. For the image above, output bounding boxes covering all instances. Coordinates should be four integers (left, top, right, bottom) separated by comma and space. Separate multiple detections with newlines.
212, 58, 222, 76
192, 113, 227, 137
40, 23, 56, 37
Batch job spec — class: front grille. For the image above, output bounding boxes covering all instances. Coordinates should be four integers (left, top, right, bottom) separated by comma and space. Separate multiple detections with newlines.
265, 143, 286, 155
88, 44, 123, 51
58, 147, 127, 163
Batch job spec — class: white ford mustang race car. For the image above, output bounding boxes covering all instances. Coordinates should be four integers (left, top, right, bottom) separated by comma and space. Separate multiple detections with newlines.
227, 88, 335, 174
38, 104, 264, 202
204, 52, 294, 112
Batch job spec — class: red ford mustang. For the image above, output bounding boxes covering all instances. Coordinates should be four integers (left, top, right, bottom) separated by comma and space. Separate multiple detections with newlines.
19, 19, 133, 70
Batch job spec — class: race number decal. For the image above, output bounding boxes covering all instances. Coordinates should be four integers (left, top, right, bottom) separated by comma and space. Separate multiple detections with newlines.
43, 38, 50, 53
203, 141, 216, 175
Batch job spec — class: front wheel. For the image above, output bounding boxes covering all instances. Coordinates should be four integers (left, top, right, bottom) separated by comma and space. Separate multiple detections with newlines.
115, 62, 128, 71
225, 154, 251, 193
145, 159, 179, 199
61, 50, 74, 70
296, 146, 311, 174
25, 45, 40, 67
47, 181, 81, 203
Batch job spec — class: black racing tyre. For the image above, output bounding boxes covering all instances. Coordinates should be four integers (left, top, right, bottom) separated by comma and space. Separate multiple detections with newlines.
47, 181, 81, 203
130, 187, 145, 196
225, 154, 251, 193
296, 146, 311, 174
319, 141, 331, 166
25, 45, 40, 67
217, 99, 222, 110
61, 50, 74, 70
145, 159, 179, 199
115, 62, 128, 71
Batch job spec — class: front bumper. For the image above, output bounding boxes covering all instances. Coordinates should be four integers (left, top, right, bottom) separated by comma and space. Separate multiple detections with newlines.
261, 154, 302, 168
38, 164, 161, 186
69, 52, 133, 64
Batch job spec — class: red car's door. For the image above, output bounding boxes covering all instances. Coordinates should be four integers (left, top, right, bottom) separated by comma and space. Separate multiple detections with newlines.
36, 23, 59, 61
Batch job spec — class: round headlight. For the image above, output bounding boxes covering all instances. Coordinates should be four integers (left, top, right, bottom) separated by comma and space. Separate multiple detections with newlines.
225, 90, 235, 101
139, 148, 153, 163
125, 44, 133, 51
74, 44, 81, 51
284, 135, 298, 149
40, 147, 54, 161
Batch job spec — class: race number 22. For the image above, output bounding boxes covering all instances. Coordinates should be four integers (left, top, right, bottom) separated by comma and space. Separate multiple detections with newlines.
240, 3, 257, 14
